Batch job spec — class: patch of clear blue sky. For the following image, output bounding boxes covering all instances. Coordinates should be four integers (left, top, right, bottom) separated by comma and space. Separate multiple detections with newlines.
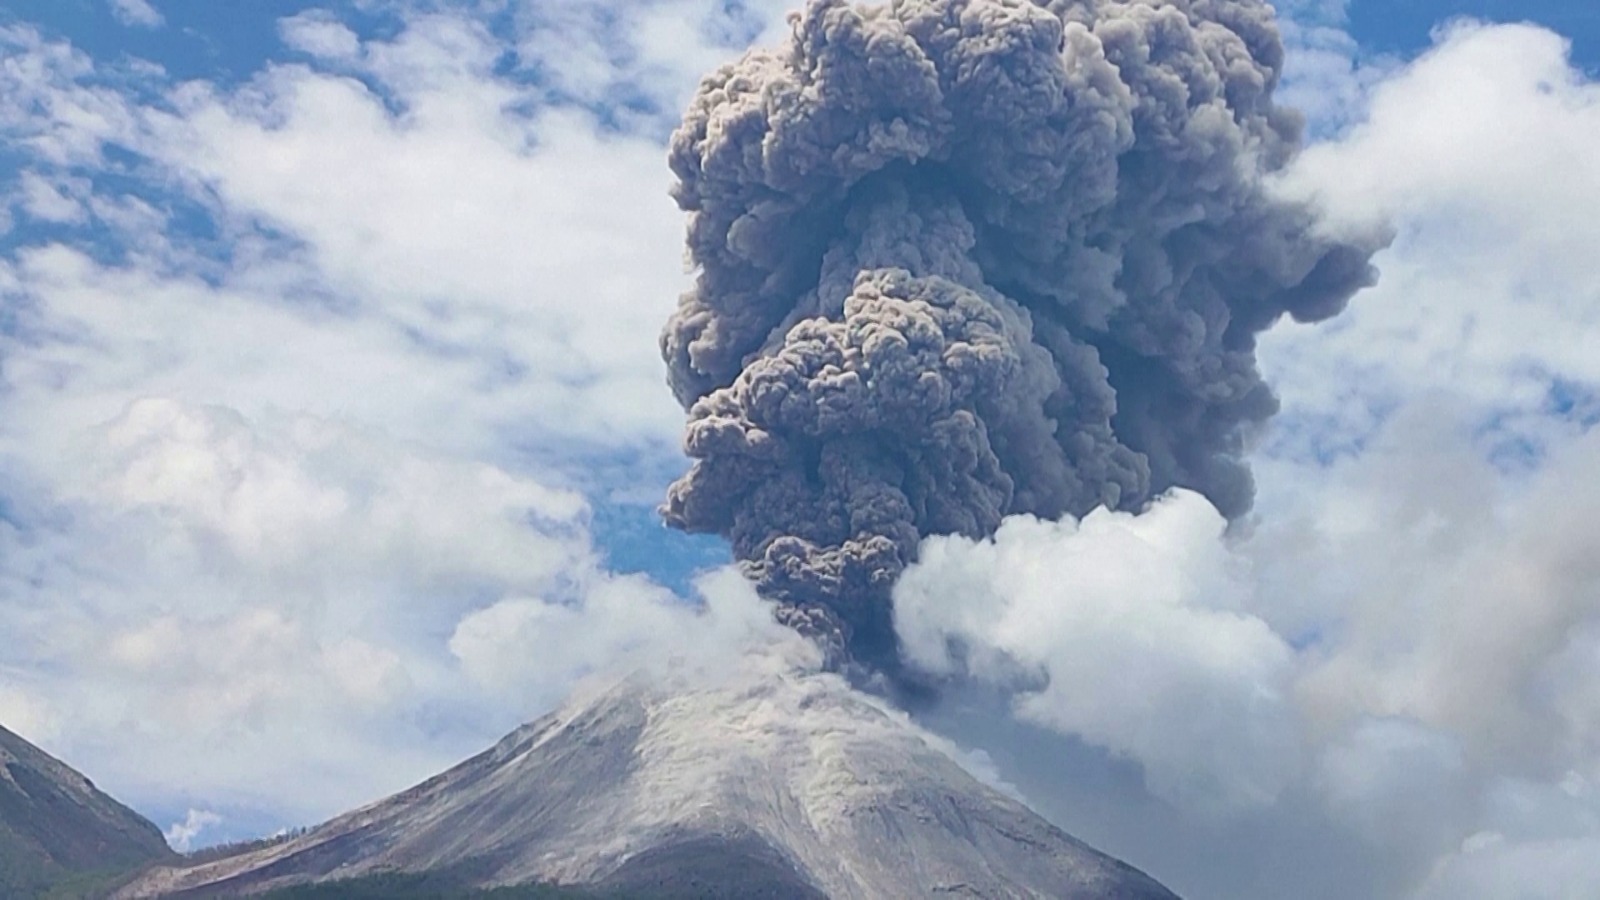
519, 442, 731, 595
1348, 0, 1599, 70
1548, 377, 1600, 428
0, 0, 388, 87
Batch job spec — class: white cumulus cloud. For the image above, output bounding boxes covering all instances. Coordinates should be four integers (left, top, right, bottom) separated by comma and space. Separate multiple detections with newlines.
164, 810, 222, 853
108, 0, 163, 30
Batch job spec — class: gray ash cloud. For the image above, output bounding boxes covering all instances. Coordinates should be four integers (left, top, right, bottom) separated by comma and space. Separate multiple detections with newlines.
659, 0, 1383, 671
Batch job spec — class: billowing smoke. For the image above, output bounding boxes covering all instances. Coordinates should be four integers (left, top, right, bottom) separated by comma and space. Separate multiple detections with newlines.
660, 0, 1382, 670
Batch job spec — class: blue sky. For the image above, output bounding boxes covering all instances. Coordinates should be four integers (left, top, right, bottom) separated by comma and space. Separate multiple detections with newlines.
3, 2, 1600, 899
12, 0, 1598, 77
1349, 0, 1599, 67
6, 1, 342, 84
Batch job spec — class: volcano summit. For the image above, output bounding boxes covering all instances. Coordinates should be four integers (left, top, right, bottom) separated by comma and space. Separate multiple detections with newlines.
116, 660, 1177, 899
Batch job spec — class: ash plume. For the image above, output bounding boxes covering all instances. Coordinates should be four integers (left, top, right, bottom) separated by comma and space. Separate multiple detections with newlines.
660, 0, 1383, 671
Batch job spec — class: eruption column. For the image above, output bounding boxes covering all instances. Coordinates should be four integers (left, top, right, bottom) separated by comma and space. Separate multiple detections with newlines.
660, 0, 1382, 671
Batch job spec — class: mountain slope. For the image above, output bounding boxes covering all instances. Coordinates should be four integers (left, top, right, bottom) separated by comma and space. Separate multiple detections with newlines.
118, 664, 1177, 899
0, 723, 174, 897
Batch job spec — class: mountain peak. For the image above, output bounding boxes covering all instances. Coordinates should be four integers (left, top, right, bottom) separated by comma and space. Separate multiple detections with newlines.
119, 663, 1177, 898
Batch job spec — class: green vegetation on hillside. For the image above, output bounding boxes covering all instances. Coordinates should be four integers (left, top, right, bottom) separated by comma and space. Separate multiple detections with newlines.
0, 725, 174, 900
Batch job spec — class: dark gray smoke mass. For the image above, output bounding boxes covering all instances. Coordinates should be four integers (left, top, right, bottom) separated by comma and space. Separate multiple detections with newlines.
660, 0, 1382, 670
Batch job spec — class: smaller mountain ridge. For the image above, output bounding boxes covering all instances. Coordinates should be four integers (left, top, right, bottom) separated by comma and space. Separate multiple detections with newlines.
0, 722, 174, 897
117, 660, 1177, 899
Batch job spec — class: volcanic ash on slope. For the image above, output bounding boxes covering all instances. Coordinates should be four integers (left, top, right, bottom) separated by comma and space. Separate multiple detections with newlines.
116, 659, 1177, 899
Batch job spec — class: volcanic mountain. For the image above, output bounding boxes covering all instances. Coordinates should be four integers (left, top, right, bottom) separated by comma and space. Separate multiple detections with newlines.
116, 661, 1177, 899
0, 722, 174, 897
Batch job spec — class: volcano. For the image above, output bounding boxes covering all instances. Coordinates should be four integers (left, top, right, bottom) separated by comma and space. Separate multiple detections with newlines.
116, 662, 1176, 899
